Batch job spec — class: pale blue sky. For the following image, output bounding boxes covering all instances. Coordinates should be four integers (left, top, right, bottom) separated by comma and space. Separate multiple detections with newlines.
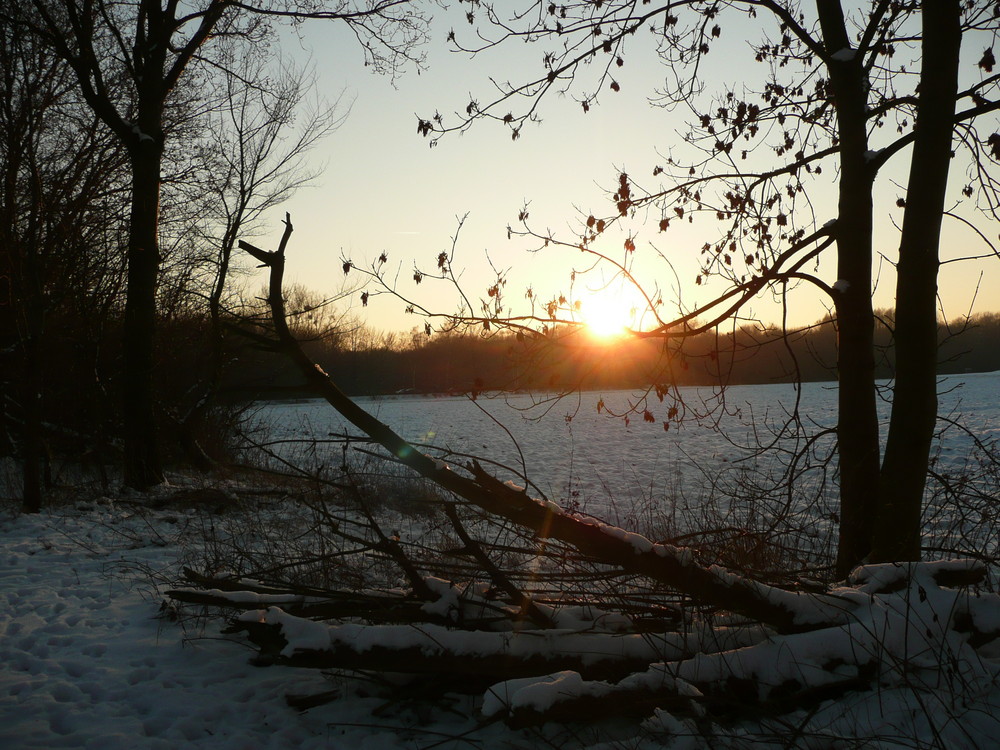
252, 6, 1000, 337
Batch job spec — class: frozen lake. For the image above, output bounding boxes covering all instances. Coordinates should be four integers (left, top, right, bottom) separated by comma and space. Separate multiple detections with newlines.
250, 372, 999, 531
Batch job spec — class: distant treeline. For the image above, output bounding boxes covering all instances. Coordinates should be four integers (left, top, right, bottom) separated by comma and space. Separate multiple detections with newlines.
8, 306, 996, 466
224, 310, 1000, 398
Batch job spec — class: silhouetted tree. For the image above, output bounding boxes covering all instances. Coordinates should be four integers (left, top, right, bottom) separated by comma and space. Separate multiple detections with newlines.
411, 1, 1000, 573
2, 0, 430, 489
0, 20, 130, 510
169, 51, 346, 465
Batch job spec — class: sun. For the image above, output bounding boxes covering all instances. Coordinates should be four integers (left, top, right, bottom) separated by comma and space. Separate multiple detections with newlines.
579, 292, 637, 340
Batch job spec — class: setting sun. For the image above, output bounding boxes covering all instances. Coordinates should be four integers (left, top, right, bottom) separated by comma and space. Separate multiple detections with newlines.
579, 292, 638, 340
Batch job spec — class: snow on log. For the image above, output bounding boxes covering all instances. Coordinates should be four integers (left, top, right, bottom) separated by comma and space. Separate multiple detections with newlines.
231, 606, 768, 682
478, 561, 1000, 725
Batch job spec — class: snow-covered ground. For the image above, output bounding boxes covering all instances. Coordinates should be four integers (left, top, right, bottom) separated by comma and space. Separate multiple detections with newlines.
4, 485, 1000, 749
0, 494, 515, 750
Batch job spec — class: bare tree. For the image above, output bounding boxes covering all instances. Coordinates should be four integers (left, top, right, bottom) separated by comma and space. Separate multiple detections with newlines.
171, 50, 346, 465
1, 0, 431, 489
0, 20, 131, 510
405, 1, 1000, 573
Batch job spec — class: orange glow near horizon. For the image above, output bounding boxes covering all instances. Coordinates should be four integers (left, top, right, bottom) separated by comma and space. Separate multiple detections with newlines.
578, 288, 642, 341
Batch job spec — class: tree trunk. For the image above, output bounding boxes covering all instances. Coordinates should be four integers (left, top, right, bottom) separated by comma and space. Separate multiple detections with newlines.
122, 139, 164, 490
19, 264, 43, 514
1, 84, 44, 512
873, 1, 961, 562
817, 2, 881, 577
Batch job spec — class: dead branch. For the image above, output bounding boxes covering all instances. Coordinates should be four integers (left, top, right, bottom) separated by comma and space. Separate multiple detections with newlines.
236, 215, 860, 634
169, 570, 521, 630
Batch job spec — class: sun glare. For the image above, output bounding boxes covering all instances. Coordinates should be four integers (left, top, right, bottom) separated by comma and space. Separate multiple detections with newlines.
579, 293, 636, 340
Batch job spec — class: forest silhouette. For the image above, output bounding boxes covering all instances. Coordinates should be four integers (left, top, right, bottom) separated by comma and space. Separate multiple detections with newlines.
223, 309, 1000, 399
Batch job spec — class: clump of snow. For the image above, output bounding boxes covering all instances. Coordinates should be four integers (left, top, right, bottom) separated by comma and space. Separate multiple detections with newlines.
574, 514, 656, 553
832, 278, 850, 293
482, 671, 613, 717
967, 592, 1000, 643
239, 607, 333, 657
654, 544, 695, 566
419, 576, 462, 618
543, 604, 634, 632
536, 497, 564, 514
129, 123, 155, 143
849, 558, 984, 591
830, 47, 856, 62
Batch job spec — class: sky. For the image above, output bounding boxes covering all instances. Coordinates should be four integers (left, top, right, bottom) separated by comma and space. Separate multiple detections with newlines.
247, 4, 1000, 339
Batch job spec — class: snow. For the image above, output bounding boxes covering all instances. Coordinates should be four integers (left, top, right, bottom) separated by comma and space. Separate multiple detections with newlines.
830, 47, 856, 62
0, 501, 503, 749
3, 489, 1000, 749
482, 670, 612, 717
503, 479, 526, 492
417, 575, 462, 618
0, 497, 758, 748
254, 374, 997, 542
833, 278, 850, 293
641, 710, 702, 750
574, 513, 656, 553
245, 607, 334, 656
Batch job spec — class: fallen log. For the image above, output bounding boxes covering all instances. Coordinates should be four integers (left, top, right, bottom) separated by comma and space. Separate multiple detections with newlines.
225, 605, 768, 684
478, 560, 997, 727
168, 579, 523, 630
241, 221, 858, 633
483, 664, 876, 729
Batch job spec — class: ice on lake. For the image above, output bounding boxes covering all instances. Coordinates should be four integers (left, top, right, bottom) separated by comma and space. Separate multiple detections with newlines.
248, 373, 998, 543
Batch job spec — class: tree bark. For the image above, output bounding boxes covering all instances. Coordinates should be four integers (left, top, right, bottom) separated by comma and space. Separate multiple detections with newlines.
0, 46, 44, 512
121, 136, 164, 489
817, 2, 881, 576
873, 1, 961, 562
19, 282, 43, 514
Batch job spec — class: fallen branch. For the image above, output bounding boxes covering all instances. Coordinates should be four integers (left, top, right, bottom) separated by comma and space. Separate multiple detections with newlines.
225, 605, 768, 684
239, 216, 857, 633
169, 570, 529, 630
